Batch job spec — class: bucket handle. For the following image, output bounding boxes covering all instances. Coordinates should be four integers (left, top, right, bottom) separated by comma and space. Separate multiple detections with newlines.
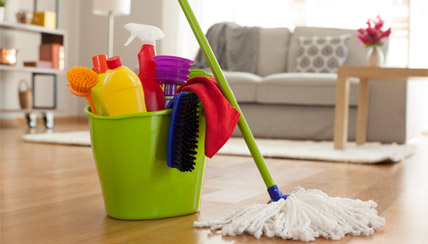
18, 79, 31, 92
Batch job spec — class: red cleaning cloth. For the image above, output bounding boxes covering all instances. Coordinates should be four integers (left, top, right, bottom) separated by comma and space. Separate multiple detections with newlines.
178, 76, 241, 158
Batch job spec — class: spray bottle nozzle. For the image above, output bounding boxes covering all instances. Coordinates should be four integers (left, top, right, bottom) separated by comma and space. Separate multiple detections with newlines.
124, 23, 164, 47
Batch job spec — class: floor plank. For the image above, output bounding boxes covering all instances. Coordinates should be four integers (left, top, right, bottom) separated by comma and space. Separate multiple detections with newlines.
1, 122, 428, 244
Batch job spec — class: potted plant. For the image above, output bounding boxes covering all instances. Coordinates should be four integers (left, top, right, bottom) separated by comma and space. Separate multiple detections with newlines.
356, 16, 391, 67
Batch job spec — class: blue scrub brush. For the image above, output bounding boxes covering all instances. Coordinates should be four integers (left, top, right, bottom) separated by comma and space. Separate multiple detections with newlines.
166, 92, 200, 172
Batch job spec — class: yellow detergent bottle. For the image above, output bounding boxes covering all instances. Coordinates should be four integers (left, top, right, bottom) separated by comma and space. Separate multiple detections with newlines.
102, 56, 147, 116
91, 55, 109, 116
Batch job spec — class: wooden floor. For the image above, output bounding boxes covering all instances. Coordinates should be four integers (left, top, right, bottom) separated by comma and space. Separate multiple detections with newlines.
1, 121, 428, 244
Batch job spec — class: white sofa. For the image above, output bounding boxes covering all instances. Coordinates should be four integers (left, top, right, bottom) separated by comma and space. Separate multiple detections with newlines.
218, 26, 413, 143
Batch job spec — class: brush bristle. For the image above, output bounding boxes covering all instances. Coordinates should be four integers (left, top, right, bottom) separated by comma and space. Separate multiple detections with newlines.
170, 93, 200, 172
67, 67, 99, 93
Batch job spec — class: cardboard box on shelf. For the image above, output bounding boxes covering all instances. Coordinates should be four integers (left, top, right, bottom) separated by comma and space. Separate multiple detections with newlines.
31, 11, 56, 29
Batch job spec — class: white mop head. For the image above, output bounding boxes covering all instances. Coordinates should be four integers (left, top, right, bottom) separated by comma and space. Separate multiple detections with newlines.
194, 187, 385, 242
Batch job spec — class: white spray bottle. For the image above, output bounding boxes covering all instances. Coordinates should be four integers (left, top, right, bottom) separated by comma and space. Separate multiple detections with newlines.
124, 23, 165, 111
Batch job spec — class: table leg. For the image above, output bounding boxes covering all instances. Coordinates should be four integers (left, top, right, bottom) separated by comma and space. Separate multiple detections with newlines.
334, 75, 350, 150
356, 78, 369, 145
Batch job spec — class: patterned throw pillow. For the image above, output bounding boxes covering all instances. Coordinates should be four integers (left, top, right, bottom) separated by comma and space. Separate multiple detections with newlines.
295, 35, 350, 73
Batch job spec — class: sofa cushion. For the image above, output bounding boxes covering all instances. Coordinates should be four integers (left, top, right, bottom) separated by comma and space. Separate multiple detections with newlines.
256, 73, 359, 106
257, 28, 291, 77
224, 71, 262, 102
287, 27, 389, 72
295, 35, 350, 73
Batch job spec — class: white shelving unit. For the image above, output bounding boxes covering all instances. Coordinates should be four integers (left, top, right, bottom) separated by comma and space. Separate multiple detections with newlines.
0, 22, 66, 35
0, 64, 65, 75
0, 1, 66, 128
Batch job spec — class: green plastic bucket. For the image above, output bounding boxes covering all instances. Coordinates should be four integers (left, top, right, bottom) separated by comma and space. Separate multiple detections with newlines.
85, 106, 207, 220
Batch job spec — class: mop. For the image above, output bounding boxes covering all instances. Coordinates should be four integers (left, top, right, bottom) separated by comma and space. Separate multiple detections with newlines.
178, 0, 385, 241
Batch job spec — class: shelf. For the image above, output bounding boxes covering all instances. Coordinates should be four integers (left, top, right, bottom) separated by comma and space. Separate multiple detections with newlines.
0, 64, 65, 75
0, 109, 62, 113
0, 22, 66, 36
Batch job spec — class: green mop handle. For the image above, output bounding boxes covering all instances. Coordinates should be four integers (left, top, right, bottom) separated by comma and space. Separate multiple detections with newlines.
178, 0, 276, 189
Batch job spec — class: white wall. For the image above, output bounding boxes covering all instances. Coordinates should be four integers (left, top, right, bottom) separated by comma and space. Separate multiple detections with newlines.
160, 0, 201, 59
409, 0, 428, 132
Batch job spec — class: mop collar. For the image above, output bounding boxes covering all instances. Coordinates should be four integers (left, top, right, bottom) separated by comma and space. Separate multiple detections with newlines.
267, 185, 289, 202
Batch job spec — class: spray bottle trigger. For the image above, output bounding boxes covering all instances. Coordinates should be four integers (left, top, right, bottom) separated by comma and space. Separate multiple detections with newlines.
124, 33, 137, 46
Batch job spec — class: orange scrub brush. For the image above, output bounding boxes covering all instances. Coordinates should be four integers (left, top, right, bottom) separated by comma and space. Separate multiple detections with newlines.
67, 66, 100, 115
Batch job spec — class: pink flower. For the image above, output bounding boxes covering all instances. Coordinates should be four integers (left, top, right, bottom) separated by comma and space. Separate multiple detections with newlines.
381, 28, 391, 38
367, 27, 377, 37
373, 37, 382, 43
356, 34, 371, 45
356, 16, 391, 47
374, 15, 384, 29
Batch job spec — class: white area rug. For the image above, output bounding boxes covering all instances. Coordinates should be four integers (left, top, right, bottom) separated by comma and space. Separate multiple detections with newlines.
220, 138, 415, 163
23, 131, 91, 146
22, 131, 415, 164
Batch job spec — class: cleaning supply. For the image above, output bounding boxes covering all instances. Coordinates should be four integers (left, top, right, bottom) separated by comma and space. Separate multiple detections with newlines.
124, 23, 165, 112
67, 66, 99, 115
91, 55, 109, 116
179, 0, 385, 241
177, 76, 240, 158
188, 69, 213, 78
85, 105, 207, 220
166, 92, 200, 172
153, 55, 194, 106
102, 56, 147, 116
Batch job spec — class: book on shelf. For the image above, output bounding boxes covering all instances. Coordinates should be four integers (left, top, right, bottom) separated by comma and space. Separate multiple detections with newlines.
23, 61, 53, 68
39, 43, 64, 70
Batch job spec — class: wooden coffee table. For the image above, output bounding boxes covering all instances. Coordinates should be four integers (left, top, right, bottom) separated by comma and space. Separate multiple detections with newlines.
333, 66, 428, 150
